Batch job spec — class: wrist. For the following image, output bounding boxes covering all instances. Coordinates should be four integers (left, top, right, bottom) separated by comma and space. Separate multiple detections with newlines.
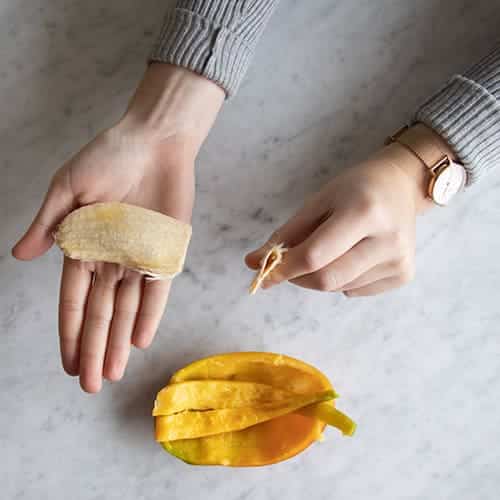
384, 123, 459, 214
119, 63, 225, 154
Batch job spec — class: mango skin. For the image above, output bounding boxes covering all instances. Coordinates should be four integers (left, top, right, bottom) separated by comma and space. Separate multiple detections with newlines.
157, 352, 334, 467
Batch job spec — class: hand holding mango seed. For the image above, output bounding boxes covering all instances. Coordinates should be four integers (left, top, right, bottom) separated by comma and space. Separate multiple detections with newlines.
54, 202, 355, 466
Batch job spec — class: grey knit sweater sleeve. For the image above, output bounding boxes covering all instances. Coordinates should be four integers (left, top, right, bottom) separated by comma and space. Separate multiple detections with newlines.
150, 3, 499, 185
416, 44, 500, 184
150, 0, 279, 96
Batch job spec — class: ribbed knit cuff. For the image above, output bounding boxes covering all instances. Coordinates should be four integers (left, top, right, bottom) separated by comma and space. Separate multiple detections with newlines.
150, 1, 278, 98
416, 45, 500, 185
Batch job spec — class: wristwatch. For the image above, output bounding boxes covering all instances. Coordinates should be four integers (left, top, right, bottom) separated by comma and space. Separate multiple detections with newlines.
386, 124, 467, 206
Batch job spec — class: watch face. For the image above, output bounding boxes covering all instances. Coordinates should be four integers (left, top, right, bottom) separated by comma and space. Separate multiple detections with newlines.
431, 161, 466, 205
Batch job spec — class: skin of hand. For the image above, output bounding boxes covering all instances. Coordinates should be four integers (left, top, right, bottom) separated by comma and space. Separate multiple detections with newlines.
246, 124, 456, 297
12, 64, 224, 393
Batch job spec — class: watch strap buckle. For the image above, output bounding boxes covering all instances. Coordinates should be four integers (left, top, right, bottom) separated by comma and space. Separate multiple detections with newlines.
384, 125, 410, 146
429, 155, 451, 174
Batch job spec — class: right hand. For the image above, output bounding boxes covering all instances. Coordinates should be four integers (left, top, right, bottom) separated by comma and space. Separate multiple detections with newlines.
12, 64, 224, 392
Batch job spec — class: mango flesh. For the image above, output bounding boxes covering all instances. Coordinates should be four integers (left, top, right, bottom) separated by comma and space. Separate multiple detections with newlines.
156, 352, 354, 466
155, 390, 335, 441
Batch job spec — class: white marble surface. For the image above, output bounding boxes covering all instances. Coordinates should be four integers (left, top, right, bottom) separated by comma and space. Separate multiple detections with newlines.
1, 1, 500, 499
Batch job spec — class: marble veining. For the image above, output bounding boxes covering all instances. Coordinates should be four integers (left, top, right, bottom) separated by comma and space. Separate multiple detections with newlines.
1, 1, 500, 499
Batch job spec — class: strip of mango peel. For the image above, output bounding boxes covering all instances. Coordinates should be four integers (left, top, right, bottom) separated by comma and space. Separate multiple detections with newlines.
299, 401, 356, 436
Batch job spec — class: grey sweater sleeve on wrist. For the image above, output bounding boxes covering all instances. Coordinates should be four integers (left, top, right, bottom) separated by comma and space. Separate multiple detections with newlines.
416, 44, 500, 185
150, 0, 279, 97
151, 3, 499, 184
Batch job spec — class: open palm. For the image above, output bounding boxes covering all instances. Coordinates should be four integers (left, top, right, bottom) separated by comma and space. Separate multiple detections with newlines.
13, 127, 195, 392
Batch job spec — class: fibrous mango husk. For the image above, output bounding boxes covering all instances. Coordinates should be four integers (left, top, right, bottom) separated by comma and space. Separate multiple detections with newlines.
249, 243, 287, 294
54, 202, 192, 279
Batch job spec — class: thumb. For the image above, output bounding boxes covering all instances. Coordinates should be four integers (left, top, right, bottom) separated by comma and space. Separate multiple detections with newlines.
12, 173, 75, 260
245, 199, 328, 270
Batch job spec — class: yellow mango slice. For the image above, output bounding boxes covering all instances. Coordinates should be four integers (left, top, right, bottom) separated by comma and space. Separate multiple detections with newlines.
249, 244, 287, 294
158, 352, 355, 466
55, 202, 191, 279
155, 390, 335, 441
153, 380, 296, 416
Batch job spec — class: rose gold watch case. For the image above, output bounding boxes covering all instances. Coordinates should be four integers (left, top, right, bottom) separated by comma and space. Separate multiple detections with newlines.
428, 158, 467, 206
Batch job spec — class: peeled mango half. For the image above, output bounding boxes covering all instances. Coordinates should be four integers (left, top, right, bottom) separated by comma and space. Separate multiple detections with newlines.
154, 352, 356, 466
54, 202, 192, 279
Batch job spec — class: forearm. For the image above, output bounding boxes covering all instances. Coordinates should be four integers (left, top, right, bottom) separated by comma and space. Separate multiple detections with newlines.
415, 44, 500, 184
150, 0, 280, 97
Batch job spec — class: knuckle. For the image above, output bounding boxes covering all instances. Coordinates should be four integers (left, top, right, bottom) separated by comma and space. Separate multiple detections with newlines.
269, 230, 282, 245
392, 230, 408, 252
397, 260, 415, 283
79, 349, 98, 365
86, 312, 112, 330
356, 193, 391, 230
356, 191, 376, 216
320, 270, 343, 291
94, 261, 124, 279
137, 309, 159, 322
106, 343, 129, 360
60, 298, 83, 314
357, 192, 377, 216
393, 257, 406, 273
50, 170, 65, 190
96, 270, 122, 288
122, 269, 141, 283
50, 171, 71, 197
302, 246, 323, 271
99, 279, 119, 292
114, 307, 136, 322
315, 272, 334, 292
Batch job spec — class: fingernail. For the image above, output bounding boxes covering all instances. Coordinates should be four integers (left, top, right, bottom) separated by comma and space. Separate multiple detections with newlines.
248, 248, 264, 259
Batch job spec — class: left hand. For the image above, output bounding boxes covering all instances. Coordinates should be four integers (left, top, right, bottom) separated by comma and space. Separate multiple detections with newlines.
246, 140, 436, 297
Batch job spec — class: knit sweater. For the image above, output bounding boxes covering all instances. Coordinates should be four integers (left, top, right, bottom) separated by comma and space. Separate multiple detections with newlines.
150, 1, 500, 185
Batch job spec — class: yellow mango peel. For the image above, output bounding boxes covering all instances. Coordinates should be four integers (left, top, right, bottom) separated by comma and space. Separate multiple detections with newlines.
154, 352, 356, 466
300, 401, 356, 437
